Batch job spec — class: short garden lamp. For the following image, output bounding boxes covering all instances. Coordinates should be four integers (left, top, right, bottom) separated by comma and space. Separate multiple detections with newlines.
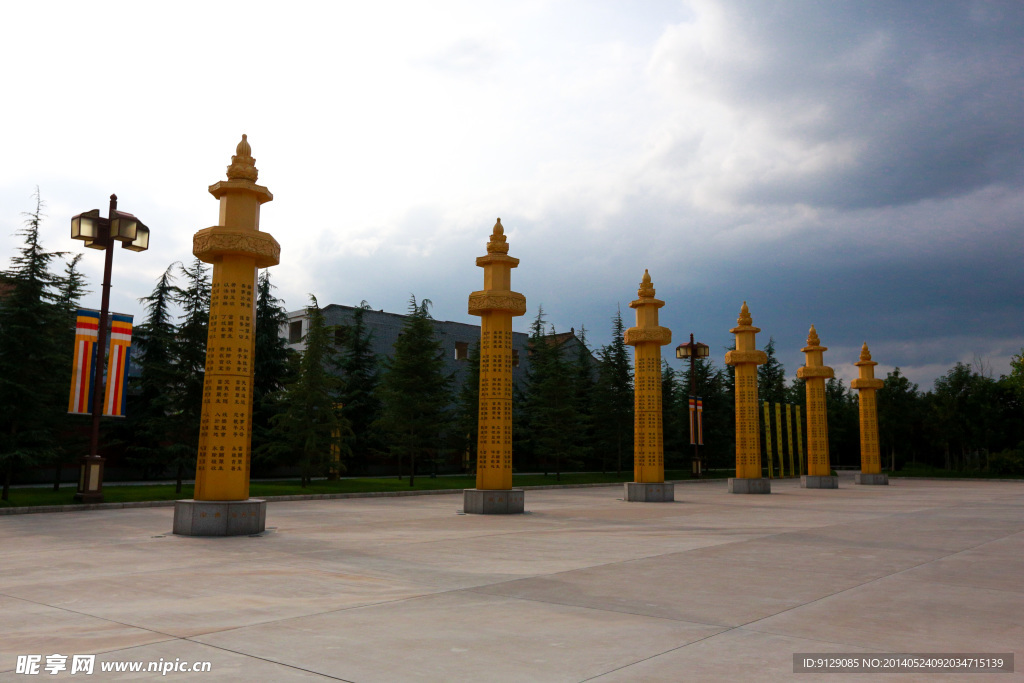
676, 334, 710, 476
70, 195, 149, 503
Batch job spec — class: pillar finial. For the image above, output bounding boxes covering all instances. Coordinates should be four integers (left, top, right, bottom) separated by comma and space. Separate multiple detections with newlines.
807, 324, 820, 347
738, 301, 752, 326
227, 133, 258, 182
638, 269, 655, 297
860, 342, 871, 362
486, 217, 509, 254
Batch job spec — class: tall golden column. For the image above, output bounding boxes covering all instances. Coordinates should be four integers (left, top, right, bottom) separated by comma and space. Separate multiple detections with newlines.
852, 343, 888, 485
464, 218, 527, 514
173, 135, 280, 536
797, 325, 838, 489
624, 270, 673, 502
724, 302, 770, 493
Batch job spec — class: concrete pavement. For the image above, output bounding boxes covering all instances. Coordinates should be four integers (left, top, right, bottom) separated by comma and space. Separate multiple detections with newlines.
1, 475, 1021, 681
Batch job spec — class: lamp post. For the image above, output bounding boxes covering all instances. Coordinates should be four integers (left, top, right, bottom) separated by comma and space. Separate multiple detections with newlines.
70, 194, 149, 503
675, 333, 709, 477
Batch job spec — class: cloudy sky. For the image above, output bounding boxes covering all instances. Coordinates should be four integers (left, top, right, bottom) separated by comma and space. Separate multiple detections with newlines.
2, 0, 1021, 389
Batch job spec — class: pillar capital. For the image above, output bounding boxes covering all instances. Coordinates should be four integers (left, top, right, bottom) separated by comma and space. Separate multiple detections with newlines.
851, 342, 884, 390
469, 218, 525, 318
797, 324, 834, 379
725, 302, 766, 366
625, 269, 671, 347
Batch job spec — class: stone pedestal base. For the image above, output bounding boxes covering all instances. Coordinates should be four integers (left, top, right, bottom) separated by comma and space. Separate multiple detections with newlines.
801, 475, 839, 489
173, 499, 267, 536
728, 478, 771, 494
854, 473, 889, 485
463, 489, 525, 514
624, 482, 675, 502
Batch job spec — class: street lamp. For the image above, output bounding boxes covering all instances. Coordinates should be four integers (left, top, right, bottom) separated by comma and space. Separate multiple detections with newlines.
675, 333, 710, 477
70, 194, 149, 503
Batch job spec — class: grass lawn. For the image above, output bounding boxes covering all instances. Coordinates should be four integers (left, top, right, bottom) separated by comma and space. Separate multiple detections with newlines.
890, 462, 1023, 479
1, 469, 720, 509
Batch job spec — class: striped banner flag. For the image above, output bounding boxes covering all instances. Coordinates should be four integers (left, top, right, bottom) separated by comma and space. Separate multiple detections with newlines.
688, 396, 696, 445
696, 397, 704, 446
68, 309, 100, 414
103, 314, 133, 417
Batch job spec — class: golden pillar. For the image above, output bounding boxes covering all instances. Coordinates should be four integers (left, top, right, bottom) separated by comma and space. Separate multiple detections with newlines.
623, 270, 673, 502
724, 302, 770, 493
173, 135, 280, 536
464, 219, 526, 514
852, 343, 888, 485
797, 325, 838, 489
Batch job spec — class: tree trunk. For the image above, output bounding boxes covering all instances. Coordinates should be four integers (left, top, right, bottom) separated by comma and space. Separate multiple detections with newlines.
53, 461, 62, 492
409, 452, 416, 487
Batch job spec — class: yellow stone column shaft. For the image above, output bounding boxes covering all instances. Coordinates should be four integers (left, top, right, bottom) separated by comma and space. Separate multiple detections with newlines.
193, 135, 280, 502
469, 219, 526, 491
797, 325, 834, 477
624, 271, 671, 484
852, 342, 884, 474
725, 302, 768, 479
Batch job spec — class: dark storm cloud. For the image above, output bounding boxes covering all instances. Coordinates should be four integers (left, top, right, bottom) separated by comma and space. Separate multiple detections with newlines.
655, 0, 1024, 210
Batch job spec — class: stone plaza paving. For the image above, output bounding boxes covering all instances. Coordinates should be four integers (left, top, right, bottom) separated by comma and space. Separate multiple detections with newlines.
1, 475, 1021, 681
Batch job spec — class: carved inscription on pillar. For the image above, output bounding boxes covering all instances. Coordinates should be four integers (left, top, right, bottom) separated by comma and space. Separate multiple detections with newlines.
195, 256, 257, 500
805, 379, 830, 475
477, 319, 514, 484
735, 365, 761, 478
859, 390, 880, 473
633, 348, 664, 481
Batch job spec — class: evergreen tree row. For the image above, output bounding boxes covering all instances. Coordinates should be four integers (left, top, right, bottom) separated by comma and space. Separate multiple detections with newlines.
3, 195, 1023, 498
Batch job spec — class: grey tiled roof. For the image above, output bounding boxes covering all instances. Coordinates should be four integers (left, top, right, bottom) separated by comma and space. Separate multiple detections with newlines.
282, 304, 595, 390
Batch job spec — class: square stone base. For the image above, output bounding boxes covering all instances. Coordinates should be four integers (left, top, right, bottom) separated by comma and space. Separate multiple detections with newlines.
728, 478, 771, 494
855, 473, 889, 485
173, 499, 267, 536
624, 482, 675, 502
801, 475, 839, 489
463, 489, 525, 514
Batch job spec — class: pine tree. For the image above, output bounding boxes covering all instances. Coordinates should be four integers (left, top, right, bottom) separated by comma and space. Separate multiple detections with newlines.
757, 337, 787, 405
335, 301, 383, 475
570, 326, 596, 471
661, 361, 685, 472
592, 308, 633, 474
251, 270, 294, 472
376, 296, 452, 486
50, 253, 90, 489
165, 258, 210, 489
0, 190, 68, 500
825, 377, 858, 469
124, 266, 181, 481
259, 296, 351, 487
520, 309, 578, 480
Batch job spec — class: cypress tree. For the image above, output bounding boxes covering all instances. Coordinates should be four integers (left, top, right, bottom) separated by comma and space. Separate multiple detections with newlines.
0, 191, 68, 499
251, 270, 294, 471
335, 302, 383, 475
125, 265, 180, 481
376, 296, 452, 486
593, 308, 633, 475
259, 296, 351, 487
